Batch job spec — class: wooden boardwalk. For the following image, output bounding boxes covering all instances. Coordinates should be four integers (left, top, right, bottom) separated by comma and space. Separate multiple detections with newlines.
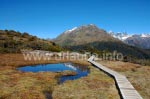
88, 56, 143, 99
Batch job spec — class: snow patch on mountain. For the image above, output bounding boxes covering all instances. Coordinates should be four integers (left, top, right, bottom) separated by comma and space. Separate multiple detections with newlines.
64, 24, 97, 34
68, 27, 78, 32
64, 27, 78, 34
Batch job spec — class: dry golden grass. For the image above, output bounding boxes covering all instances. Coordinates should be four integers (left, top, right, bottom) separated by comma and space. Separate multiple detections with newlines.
52, 66, 120, 99
0, 54, 90, 67
0, 54, 87, 99
97, 60, 150, 99
0, 66, 59, 99
0, 54, 65, 67
0, 54, 120, 99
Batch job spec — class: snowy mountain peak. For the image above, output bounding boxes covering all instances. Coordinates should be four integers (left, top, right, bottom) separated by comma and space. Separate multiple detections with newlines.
107, 31, 150, 49
108, 31, 130, 41
108, 31, 150, 41
141, 34, 150, 38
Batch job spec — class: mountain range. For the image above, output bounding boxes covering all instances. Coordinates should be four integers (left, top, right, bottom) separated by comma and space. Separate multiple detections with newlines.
108, 31, 150, 49
54, 24, 150, 59
1, 25, 149, 59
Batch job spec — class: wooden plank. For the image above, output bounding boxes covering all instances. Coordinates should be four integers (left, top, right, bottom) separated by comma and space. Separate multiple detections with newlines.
88, 56, 143, 99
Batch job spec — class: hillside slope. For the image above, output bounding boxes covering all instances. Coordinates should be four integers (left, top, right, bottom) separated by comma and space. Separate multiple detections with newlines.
67, 41, 150, 59
0, 30, 62, 53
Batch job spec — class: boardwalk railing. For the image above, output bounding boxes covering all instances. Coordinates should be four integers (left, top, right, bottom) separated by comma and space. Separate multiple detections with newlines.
88, 56, 143, 99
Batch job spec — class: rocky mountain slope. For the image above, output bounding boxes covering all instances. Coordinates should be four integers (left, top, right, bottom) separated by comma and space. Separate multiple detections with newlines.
124, 35, 150, 49
54, 24, 119, 46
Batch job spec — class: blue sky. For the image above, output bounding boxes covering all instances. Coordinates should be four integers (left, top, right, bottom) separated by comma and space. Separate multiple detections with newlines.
0, 0, 149, 38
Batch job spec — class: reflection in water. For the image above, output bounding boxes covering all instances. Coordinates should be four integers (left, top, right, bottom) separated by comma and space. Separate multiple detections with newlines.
64, 63, 77, 70
17, 63, 89, 83
60, 63, 89, 83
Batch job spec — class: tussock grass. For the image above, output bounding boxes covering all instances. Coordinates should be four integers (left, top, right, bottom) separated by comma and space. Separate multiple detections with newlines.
0, 67, 58, 99
0, 54, 90, 67
97, 60, 150, 99
0, 54, 64, 67
0, 54, 120, 99
52, 66, 120, 99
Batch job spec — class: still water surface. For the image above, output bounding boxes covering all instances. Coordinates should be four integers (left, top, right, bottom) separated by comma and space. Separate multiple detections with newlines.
17, 63, 89, 83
